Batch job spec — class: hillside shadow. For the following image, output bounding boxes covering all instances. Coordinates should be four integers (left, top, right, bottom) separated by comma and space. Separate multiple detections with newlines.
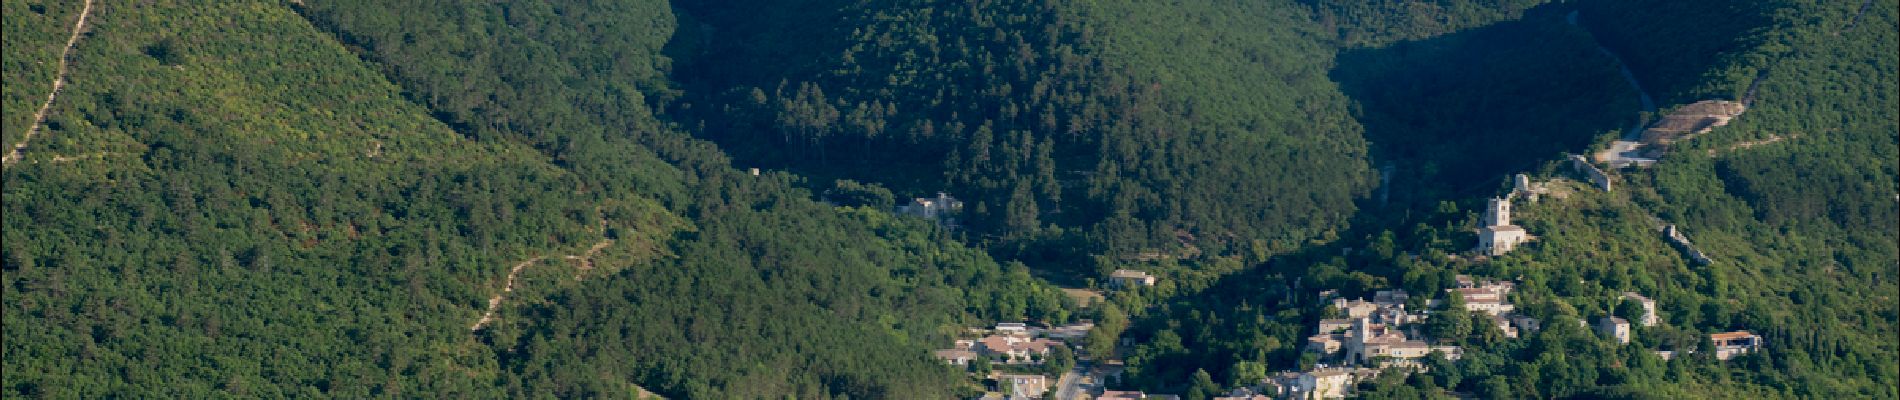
1570, 0, 1777, 105
1331, 5, 1638, 213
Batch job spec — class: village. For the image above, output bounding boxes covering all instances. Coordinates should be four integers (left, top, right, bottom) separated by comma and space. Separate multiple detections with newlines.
930, 268, 1761, 400
888, 53, 1768, 396
898, 148, 1766, 398
901, 140, 1765, 399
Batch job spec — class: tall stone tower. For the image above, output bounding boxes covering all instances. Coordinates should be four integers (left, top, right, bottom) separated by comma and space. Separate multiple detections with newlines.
1484, 197, 1512, 227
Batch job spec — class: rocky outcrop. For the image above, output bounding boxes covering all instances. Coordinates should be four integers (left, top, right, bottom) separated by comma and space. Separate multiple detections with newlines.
1639, 100, 1748, 146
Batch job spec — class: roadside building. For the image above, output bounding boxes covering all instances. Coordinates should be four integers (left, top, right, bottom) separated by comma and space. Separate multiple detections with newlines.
999, 374, 1048, 399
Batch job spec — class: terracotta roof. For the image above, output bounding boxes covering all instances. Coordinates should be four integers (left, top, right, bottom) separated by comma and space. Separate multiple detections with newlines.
1710, 331, 1758, 341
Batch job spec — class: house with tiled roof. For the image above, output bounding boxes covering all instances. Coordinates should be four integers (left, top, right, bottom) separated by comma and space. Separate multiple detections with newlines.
1712, 331, 1762, 360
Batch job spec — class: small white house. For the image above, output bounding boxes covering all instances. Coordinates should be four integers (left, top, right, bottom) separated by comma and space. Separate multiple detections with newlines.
1109, 269, 1157, 288
1596, 317, 1632, 344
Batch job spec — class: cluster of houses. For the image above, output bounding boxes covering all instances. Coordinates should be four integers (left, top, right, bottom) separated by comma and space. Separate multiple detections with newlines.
937, 322, 1081, 366
1447, 275, 1542, 339
1305, 290, 1460, 368
1594, 288, 1762, 361
1265, 277, 1521, 399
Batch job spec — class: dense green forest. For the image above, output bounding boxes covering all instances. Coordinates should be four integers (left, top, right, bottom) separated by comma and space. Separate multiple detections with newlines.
0, 0, 79, 150
663, 0, 1374, 275
3, 0, 1893, 398
1301, 0, 1548, 47
4, 0, 1066, 397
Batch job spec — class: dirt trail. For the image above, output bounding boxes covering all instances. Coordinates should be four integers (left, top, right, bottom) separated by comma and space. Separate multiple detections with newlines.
1708, 134, 1792, 156
567, 239, 614, 275
48, 151, 121, 162
471, 256, 547, 331
471, 212, 615, 332
4, 0, 96, 168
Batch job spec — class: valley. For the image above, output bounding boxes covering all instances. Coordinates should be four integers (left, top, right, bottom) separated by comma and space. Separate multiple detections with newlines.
1, 0, 1892, 398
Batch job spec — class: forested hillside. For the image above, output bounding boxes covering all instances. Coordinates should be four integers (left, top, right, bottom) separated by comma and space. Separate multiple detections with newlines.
662, 0, 1373, 273
0, 0, 81, 154
3, 0, 615, 395
1301, 0, 1548, 47
3, 0, 1892, 398
4, 0, 1066, 397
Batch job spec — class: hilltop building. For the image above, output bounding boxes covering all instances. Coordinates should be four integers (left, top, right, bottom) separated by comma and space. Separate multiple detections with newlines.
1484, 197, 1512, 226
1477, 197, 1529, 256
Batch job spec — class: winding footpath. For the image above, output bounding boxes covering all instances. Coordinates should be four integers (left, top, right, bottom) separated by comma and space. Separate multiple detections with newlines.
469, 239, 615, 332
471, 209, 616, 332
470, 256, 548, 331
4, 0, 96, 168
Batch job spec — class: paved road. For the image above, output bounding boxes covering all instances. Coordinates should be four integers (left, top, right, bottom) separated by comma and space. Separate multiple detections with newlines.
1052, 362, 1096, 400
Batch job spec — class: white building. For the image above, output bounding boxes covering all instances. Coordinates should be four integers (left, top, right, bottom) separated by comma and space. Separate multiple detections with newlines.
897, 192, 964, 219
1597, 317, 1632, 344
1621, 292, 1659, 327
1285, 368, 1355, 399
1109, 269, 1158, 288
1332, 298, 1381, 319
1479, 225, 1528, 256
1477, 197, 1529, 256
1712, 331, 1762, 360
936, 349, 978, 365
1449, 276, 1517, 316
1484, 197, 1513, 227
999, 373, 1048, 398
